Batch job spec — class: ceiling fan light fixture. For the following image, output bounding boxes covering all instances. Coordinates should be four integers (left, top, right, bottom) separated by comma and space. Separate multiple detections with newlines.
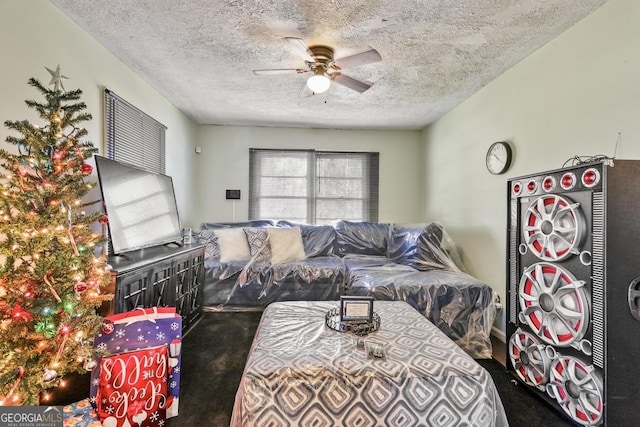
306, 74, 331, 94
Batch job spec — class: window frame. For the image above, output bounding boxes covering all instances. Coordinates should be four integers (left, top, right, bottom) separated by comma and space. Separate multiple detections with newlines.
249, 148, 379, 224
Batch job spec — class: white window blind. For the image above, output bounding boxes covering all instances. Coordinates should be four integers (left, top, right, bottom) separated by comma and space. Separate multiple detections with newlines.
104, 89, 167, 173
249, 149, 379, 224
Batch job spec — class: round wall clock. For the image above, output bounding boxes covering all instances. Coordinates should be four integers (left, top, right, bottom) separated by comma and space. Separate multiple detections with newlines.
486, 141, 513, 175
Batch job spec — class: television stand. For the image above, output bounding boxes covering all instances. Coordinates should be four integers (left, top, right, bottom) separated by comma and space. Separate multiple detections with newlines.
101, 243, 205, 332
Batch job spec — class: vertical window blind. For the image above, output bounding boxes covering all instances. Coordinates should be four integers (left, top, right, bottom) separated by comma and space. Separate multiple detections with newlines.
104, 89, 167, 173
249, 149, 379, 224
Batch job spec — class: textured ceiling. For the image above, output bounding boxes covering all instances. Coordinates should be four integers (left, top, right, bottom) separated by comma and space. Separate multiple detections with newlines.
50, 0, 608, 130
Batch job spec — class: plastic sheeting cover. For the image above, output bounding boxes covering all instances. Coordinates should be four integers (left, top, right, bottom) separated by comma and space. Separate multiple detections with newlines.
203, 256, 345, 307
345, 262, 496, 358
230, 301, 508, 427
198, 221, 497, 358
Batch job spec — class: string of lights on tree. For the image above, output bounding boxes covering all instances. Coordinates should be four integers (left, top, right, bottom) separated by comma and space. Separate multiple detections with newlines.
0, 65, 113, 405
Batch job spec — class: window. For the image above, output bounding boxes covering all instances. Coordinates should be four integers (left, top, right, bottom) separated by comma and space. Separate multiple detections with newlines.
104, 89, 167, 173
249, 149, 379, 224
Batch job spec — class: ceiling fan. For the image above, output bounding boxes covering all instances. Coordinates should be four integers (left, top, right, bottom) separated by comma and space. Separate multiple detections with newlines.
253, 37, 382, 95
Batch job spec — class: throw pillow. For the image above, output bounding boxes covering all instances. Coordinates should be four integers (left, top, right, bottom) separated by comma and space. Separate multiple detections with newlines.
276, 221, 336, 257
215, 227, 251, 263
243, 227, 271, 262
268, 227, 306, 264
192, 229, 220, 260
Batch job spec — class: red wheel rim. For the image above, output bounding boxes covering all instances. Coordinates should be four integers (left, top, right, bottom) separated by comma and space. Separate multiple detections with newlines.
548, 356, 603, 426
508, 330, 550, 386
523, 195, 585, 261
519, 262, 589, 346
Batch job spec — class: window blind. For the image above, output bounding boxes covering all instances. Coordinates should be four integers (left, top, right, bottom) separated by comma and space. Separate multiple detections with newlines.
104, 89, 167, 173
249, 149, 379, 224
316, 151, 379, 223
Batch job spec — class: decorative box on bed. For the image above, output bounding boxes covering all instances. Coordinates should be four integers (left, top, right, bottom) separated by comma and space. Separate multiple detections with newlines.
231, 301, 508, 427
196, 220, 497, 358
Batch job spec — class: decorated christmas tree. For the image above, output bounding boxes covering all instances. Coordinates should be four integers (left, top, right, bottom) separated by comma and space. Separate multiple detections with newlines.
0, 66, 113, 405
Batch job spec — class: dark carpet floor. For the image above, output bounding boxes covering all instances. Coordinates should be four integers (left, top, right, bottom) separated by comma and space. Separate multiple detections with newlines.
168, 311, 576, 427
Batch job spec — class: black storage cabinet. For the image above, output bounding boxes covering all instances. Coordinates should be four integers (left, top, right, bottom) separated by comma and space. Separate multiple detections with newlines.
104, 244, 205, 332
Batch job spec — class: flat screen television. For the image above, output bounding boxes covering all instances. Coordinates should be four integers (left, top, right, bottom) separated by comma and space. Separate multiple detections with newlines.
95, 155, 183, 255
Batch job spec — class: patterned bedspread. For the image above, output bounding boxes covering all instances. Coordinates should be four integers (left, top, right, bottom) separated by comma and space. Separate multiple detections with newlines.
231, 301, 508, 427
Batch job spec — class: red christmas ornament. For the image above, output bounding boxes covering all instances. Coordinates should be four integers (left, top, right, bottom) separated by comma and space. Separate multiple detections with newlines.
102, 320, 115, 335
98, 215, 109, 225
80, 163, 93, 175
74, 282, 87, 293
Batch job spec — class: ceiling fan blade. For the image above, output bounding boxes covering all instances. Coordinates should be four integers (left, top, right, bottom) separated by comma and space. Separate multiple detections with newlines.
334, 48, 382, 69
284, 37, 314, 62
332, 73, 373, 93
298, 82, 313, 98
253, 68, 308, 75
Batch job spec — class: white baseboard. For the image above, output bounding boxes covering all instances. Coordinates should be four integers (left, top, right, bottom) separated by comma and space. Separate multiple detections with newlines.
491, 326, 506, 342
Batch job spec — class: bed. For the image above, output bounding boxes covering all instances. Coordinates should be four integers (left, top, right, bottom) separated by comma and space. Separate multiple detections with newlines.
231, 301, 507, 427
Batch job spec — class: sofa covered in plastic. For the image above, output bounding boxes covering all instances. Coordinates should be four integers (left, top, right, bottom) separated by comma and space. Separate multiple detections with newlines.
194, 219, 497, 358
